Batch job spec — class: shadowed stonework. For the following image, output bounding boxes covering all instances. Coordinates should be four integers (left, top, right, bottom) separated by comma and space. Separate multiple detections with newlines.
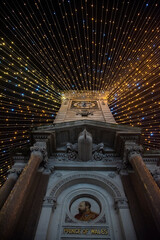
0, 91, 160, 240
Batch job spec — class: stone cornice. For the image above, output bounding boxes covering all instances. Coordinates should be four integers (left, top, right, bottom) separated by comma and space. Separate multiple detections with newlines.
32, 119, 141, 132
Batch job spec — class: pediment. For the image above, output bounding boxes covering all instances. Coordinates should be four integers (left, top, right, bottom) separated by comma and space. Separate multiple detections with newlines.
32, 120, 141, 150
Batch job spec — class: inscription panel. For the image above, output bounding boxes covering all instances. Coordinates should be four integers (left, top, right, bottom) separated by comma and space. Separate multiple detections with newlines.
61, 226, 110, 239
58, 188, 114, 240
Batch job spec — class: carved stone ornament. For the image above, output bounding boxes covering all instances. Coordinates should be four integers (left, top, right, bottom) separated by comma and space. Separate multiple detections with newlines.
50, 174, 122, 199
43, 196, 57, 209
96, 215, 106, 223
68, 152, 77, 161
92, 143, 104, 153
30, 142, 48, 163
116, 163, 128, 175
8, 168, 22, 177
65, 214, 75, 223
123, 142, 143, 163
108, 172, 116, 178
76, 109, 94, 117
114, 197, 128, 210
92, 152, 104, 161
151, 167, 160, 187
49, 152, 119, 163
66, 142, 78, 152
49, 153, 78, 162
152, 167, 160, 180
13, 155, 29, 162
64, 140, 118, 162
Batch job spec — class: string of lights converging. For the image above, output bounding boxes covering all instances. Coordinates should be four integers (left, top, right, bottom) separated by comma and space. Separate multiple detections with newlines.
0, 0, 160, 186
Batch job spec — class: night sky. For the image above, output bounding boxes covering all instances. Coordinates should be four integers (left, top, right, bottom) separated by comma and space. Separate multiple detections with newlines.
0, 0, 160, 186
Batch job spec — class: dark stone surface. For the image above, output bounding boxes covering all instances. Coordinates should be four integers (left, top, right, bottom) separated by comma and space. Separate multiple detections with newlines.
130, 154, 160, 239
0, 154, 42, 240
121, 174, 151, 240
12, 172, 49, 240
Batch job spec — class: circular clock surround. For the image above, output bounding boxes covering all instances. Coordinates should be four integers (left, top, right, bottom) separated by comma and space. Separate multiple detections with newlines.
71, 101, 98, 109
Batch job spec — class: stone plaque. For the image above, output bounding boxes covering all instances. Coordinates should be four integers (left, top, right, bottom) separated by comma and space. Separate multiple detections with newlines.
61, 226, 110, 239
60, 195, 110, 239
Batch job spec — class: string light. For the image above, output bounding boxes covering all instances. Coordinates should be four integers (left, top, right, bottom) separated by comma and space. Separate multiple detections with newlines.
0, 0, 160, 186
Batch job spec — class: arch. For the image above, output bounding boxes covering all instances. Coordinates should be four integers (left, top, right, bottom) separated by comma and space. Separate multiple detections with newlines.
49, 173, 123, 203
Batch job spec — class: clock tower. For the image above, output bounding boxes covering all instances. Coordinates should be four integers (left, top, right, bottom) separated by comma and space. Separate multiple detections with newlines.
54, 91, 116, 124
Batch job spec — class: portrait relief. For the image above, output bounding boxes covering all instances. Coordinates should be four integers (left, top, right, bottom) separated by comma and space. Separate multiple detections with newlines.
74, 200, 99, 221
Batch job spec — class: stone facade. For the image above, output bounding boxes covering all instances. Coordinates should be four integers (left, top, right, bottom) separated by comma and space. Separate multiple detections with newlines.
1, 91, 160, 240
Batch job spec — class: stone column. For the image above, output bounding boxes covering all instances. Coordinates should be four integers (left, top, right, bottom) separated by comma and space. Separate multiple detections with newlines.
128, 149, 160, 233
0, 171, 18, 209
0, 143, 47, 240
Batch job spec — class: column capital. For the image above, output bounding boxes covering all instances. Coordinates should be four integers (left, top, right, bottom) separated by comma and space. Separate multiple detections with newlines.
114, 197, 129, 210
43, 169, 52, 175
123, 141, 143, 163
43, 196, 57, 210
30, 142, 48, 163
128, 145, 143, 160
7, 171, 19, 180
8, 167, 23, 178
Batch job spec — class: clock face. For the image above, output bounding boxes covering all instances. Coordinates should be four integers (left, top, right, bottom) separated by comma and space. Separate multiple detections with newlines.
71, 101, 98, 109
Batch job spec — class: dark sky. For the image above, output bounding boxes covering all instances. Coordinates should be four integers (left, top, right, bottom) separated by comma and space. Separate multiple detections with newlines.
0, 0, 160, 185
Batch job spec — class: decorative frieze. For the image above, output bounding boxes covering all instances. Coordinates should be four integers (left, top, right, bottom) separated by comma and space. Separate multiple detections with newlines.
13, 155, 29, 163
48, 152, 120, 163
49, 174, 122, 199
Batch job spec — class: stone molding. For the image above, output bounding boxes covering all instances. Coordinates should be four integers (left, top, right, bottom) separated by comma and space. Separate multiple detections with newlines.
48, 173, 123, 206
61, 187, 108, 226
143, 157, 160, 163
13, 155, 29, 162
43, 169, 52, 175
43, 196, 57, 208
65, 214, 75, 223
114, 197, 129, 210
33, 134, 50, 140
96, 214, 106, 223
47, 152, 119, 164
